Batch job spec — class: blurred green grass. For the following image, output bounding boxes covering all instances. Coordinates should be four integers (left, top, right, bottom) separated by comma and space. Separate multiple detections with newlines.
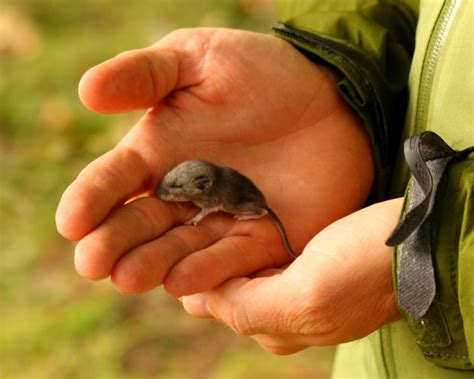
0, 1, 335, 378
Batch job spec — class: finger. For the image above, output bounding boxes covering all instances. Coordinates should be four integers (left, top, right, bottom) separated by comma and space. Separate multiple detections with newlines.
163, 234, 287, 297
249, 268, 283, 279
56, 146, 151, 240
74, 197, 192, 280
181, 275, 298, 336
111, 224, 223, 294
78, 48, 180, 113
251, 334, 307, 355
78, 26, 213, 114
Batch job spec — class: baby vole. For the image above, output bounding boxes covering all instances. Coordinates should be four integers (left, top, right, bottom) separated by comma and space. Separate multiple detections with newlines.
155, 160, 298, 259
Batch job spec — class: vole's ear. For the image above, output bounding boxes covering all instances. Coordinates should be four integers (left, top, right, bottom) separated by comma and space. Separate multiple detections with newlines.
193, 175, 212, 190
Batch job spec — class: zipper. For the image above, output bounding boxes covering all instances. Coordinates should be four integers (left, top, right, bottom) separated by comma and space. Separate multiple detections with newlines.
382, 2, 463, 377
415, 0, 461, 135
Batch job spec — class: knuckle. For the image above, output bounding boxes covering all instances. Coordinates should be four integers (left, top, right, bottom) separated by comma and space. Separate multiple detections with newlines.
292, 288, 342, 337
74, 238, 111, 280
78, 147, 144, 196
125, 199, 162, 237
229, 302, 255, 337
74, 225, 126, 280
111, 259, 150, 294
88, 156, 127, 194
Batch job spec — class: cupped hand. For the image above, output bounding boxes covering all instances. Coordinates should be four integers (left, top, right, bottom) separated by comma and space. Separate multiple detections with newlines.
182, 198, 404, 354
56, 28, 374, 296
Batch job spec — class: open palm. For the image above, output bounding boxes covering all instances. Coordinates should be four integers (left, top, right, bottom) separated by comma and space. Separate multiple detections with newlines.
56, 28, 373, 296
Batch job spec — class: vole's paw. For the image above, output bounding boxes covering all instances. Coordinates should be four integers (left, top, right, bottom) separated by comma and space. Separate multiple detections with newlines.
234, 214, 263, 221
185, 220, 197, 226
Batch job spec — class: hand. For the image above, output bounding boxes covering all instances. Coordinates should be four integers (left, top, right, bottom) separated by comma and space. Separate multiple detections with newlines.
56, 28, 374, 295
181, 198, 403, 354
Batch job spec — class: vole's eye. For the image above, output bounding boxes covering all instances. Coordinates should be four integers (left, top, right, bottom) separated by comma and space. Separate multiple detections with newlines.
169, 182, 184, 189
193, 175, 211, 190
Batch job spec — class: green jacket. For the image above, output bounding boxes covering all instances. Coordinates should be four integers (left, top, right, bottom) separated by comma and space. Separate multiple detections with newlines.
273, 0, 473, 377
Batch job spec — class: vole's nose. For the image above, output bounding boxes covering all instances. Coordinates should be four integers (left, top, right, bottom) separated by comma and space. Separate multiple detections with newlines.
155, 185, 167, 198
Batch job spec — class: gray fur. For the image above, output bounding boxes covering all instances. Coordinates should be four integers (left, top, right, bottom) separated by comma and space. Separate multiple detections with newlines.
155, 160, 297, 258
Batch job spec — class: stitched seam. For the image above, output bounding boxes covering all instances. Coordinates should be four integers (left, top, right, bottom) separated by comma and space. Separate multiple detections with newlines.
448, 165, 464, 300
424, 162, 471, 362
415, 0, 460, 134
423, 351, 468, 360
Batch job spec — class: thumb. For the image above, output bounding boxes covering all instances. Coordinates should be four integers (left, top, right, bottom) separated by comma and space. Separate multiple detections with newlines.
78, 48, 180, 114
181, 274, 299, 336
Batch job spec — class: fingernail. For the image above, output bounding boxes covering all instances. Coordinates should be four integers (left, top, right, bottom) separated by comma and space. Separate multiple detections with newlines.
182, 294, 210, 318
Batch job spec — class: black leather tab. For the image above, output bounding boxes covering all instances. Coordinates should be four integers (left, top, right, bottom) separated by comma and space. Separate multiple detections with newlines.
386, 132, 459, 246
386, 132, 473, 318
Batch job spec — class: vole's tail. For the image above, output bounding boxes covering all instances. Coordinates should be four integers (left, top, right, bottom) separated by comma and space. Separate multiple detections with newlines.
266, 208, 298, 259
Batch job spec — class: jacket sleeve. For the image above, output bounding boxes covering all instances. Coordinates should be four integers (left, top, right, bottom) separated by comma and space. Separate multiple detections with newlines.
272, 0, 419, 199
435, 154, 474, 369
455, 157, 474, 367
386, 131, 473, 369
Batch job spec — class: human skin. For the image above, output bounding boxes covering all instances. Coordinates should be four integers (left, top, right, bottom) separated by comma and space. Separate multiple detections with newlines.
182, 197, 403, 354
55, 28, 401, 353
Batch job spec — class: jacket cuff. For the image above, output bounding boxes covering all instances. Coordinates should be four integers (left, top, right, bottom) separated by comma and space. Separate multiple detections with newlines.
272, 21, 413, 199
388, 132, 473, 370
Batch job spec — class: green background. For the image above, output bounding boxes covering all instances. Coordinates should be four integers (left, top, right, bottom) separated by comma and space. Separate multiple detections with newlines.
0, 1, 335, 378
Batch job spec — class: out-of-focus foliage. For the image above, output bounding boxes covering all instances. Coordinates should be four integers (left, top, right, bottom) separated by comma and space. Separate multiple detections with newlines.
0, 1, 335, 378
